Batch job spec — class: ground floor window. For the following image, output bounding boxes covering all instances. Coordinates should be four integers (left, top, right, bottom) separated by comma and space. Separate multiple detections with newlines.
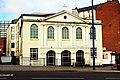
30, 48, 38, 60
91, 48, 97, 58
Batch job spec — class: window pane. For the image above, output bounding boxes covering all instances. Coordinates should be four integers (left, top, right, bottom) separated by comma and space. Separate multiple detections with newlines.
30, 48, 38, 60
47, 26, 54, 39
62, 27, 69, 39
11, 43, 15, 48
91, 48, 97, 57
11, 34, 15, 40
90, 27, 96, 39
11, 27, 15, 32
30, 24, 38, 39
76, 27, 82, 39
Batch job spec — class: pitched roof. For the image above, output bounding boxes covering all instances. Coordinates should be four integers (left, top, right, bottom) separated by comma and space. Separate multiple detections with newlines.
77, 4, 101, 12
44, 10, 88, 23
20, 13, 55, 17
44, 10, 81, 20
13, 13, 55, 23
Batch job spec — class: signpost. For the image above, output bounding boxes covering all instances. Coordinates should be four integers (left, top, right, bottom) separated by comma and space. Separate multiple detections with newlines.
91, 0, 95, 70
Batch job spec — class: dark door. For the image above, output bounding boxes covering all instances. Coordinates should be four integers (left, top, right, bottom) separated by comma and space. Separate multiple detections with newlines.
76, 50, 84, 66
47, 50, 55, 66
61, 50, 71, 66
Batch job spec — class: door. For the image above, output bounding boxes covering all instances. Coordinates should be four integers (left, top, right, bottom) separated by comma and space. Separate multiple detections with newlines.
76, 50, 84, 66
61, 50, 71, 66
47, 50, 55, 66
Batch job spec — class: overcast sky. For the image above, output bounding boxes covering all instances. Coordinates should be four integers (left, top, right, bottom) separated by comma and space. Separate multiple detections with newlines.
0, 0, 119, 21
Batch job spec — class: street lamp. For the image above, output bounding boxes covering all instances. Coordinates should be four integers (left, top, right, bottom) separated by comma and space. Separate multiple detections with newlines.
91, 0, 95, 70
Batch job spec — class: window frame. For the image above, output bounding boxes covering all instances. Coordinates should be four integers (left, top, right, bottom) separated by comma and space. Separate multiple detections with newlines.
90, 48, 97, 58
11, 27, 15, 32
11, 34, 15, 40
30, 48, 38, 60
76, 27, 82, 39
30, 24, 38, 39
47, 26, 54, 39
62, 27, 69, 39
90, 27, 96, 39
11, 43, 15, 48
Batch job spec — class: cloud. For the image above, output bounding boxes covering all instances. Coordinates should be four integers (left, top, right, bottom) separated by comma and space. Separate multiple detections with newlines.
1, 0, 107, 14
0, 0, 118, 20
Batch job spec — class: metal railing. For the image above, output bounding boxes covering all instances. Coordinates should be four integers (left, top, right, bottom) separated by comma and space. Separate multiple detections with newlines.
19, 57, 85, 66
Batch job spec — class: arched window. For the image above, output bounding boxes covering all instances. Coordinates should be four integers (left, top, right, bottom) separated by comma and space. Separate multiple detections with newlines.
62, 27, 69, 39
47, 26, 54, 39
90, 27, 96, 39
76, 27, 82, 39
30, 24, 38, 39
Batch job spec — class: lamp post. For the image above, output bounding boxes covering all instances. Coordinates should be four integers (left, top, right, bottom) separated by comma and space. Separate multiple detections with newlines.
91, 0, 95, 70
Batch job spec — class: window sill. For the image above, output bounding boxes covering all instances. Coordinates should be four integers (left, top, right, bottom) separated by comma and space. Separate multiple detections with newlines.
76, 39, 83, 41
30, 38, 39, 41
47, 39, 55, 41
62, 39, 70, 41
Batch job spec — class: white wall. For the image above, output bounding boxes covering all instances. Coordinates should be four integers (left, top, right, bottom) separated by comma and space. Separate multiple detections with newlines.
18, 11, 103, 66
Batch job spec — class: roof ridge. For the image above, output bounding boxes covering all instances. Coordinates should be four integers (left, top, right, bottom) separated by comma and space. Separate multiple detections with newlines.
77, 3, 102, 12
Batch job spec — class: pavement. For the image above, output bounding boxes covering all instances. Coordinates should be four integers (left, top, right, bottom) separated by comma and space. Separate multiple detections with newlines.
0, 65, 120, 72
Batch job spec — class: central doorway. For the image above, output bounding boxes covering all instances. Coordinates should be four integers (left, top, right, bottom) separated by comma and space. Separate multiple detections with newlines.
61, 50, 71, 66
47, 50, 55, 66
76, 50, 84, 66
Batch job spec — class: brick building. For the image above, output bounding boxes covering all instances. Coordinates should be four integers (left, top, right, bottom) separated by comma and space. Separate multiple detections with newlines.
76, 0, 120, 53
96, 0, 120, 53
0, 21, 10, 56
0, 38, 6, 56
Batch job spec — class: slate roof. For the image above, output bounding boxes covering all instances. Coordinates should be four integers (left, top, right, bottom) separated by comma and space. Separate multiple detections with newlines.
77, 4, 102, 12
20, 13, 55, 17
11, 13, 55, 24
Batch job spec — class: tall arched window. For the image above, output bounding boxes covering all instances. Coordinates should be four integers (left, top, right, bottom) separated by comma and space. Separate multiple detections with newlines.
90, 27, 96, 39
76, 27, 82, 39
62, 27, 69, 39
47, 26, 54, 39
30, 24, 38, 39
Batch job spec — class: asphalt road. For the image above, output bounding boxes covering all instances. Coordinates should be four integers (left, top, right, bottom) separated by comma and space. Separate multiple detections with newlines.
0, 71, 120, 80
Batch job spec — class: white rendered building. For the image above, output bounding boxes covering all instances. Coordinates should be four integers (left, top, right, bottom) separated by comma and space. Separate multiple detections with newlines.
6, 23, 18, 56
7, 10, 103, 66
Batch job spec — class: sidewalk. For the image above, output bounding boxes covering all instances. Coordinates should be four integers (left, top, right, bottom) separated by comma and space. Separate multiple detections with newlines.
0, 65, 120, 72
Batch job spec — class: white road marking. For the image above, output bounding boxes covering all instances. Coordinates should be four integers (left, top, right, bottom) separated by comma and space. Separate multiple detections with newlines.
105, 77, 120, 80
32, 77, 85, 80
0, 78, 8, 80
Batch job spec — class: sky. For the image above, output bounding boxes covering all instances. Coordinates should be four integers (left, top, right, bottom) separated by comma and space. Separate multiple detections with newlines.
0, 0, 118, 21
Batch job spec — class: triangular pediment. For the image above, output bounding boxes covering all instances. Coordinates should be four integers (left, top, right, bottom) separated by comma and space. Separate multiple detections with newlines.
44, 10, 89, 24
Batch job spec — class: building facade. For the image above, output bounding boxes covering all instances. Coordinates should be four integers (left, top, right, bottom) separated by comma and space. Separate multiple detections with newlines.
7, 10, 103, 66
96, 0, 120, 53
76, 0, 120, 53
0, 21, 10, 38
0, 21, 10, 56
6, 23, 18, 57
0, 38, 6, 56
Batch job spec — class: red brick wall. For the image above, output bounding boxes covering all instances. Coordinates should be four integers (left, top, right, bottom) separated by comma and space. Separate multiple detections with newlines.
96, 0, 120, 53
0, 38, 6, 56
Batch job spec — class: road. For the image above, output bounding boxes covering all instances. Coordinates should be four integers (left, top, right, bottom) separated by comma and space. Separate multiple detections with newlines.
0, 71, 120, 80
